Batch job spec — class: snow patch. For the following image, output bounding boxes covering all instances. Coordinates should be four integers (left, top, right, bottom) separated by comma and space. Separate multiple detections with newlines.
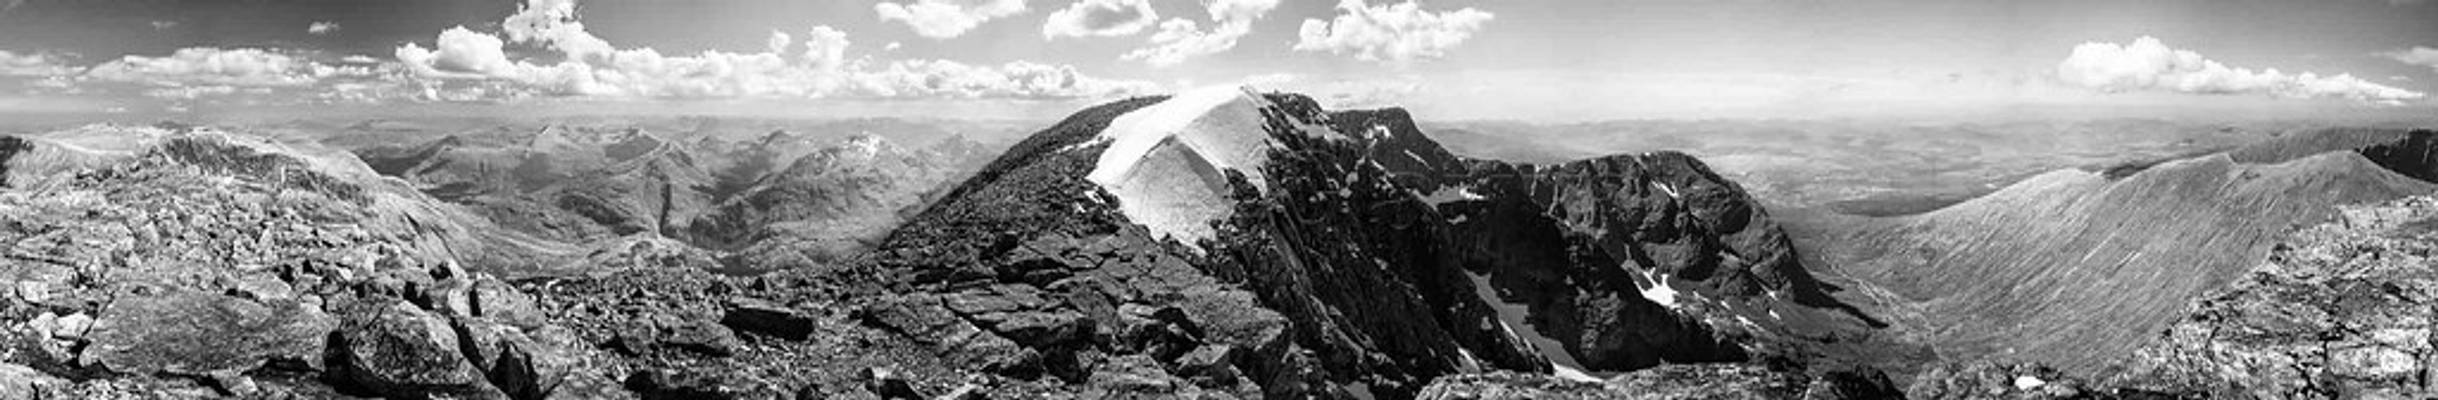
1552, 364, 1602, 383
1630, 265, 1680, 308
1418, 184, 1485, 207
1652, 182, 1680, 199
1466, 271, 1599, 377
1082, 85, 1342, 250
2014, 375, 2047, 390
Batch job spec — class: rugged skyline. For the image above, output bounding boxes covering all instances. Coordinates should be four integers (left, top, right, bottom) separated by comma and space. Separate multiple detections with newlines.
1, 0, 2436, 121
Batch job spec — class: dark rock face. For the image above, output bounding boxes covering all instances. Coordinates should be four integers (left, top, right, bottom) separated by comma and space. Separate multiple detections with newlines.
1337, 109, 1864, 371
0, 136, 30, 187
2353, 129, 2438, 182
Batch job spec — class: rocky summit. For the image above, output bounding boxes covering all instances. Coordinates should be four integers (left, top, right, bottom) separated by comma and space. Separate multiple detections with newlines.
845, 86, 1892, 398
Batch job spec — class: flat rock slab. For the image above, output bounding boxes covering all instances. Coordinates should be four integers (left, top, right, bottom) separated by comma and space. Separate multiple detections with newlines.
79, 290, 336, 376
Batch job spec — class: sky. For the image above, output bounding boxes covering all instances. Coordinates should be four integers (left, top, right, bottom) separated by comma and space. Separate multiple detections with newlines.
1, 0, 2436, 122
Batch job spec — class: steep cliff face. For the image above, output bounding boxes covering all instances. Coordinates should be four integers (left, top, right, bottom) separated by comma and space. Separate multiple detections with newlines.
1339, 108, 1874, 371
859, 87, 1885, 398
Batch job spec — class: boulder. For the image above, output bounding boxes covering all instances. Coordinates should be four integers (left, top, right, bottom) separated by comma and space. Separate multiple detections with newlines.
471, 276, 548, 329
612, 314, 743, 357
0, 363, 68, 400
78, 291, 336, 377
718, 297, 819, 340
625, 368, 734, 400
336, 300, 497, 397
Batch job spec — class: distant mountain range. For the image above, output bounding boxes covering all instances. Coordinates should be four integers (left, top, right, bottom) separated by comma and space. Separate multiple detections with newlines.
350, 123, 1000, 272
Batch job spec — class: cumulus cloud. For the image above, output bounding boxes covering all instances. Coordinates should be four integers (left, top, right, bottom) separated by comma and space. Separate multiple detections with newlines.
84, 48, 374, 87
1120, 0, 1279, 67
1293, 0, 1494, 64
308, 21, 341, 35
2056, 36, 2425, 104
857, 59, 1160, 98
19, 0, 1152, 105
395, 27, 524, 79
1043, 0, 1158, 39
875, 0, 1029, 39
0, 50, 76, 77
2382, 46, 2438, 72
389, 0, 1154, 101
503, 0, 616, 63
62, 47, 406, 103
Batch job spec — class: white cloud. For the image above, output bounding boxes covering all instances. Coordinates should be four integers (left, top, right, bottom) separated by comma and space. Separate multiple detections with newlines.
1293, 0, 1494, 64
2057, 36, 2425, 104
1043, 0, 1158, 39
308, 21, 341, 35
0, 50, 76, 77
1120, 0, 1279, 67
25, 0, 1153, 105
143, 85, 238, 100
67, 48, 405, 104
802, 26, 852, 70
149, 20, 178, 30
84, 48, 344, 87
389, 0, 1155, 102
2381, 46, 2438, 72
855, 59, 1159, 98
503, 0, 616, 63
395, 27, 523, 78
875, 0, 1028, 39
